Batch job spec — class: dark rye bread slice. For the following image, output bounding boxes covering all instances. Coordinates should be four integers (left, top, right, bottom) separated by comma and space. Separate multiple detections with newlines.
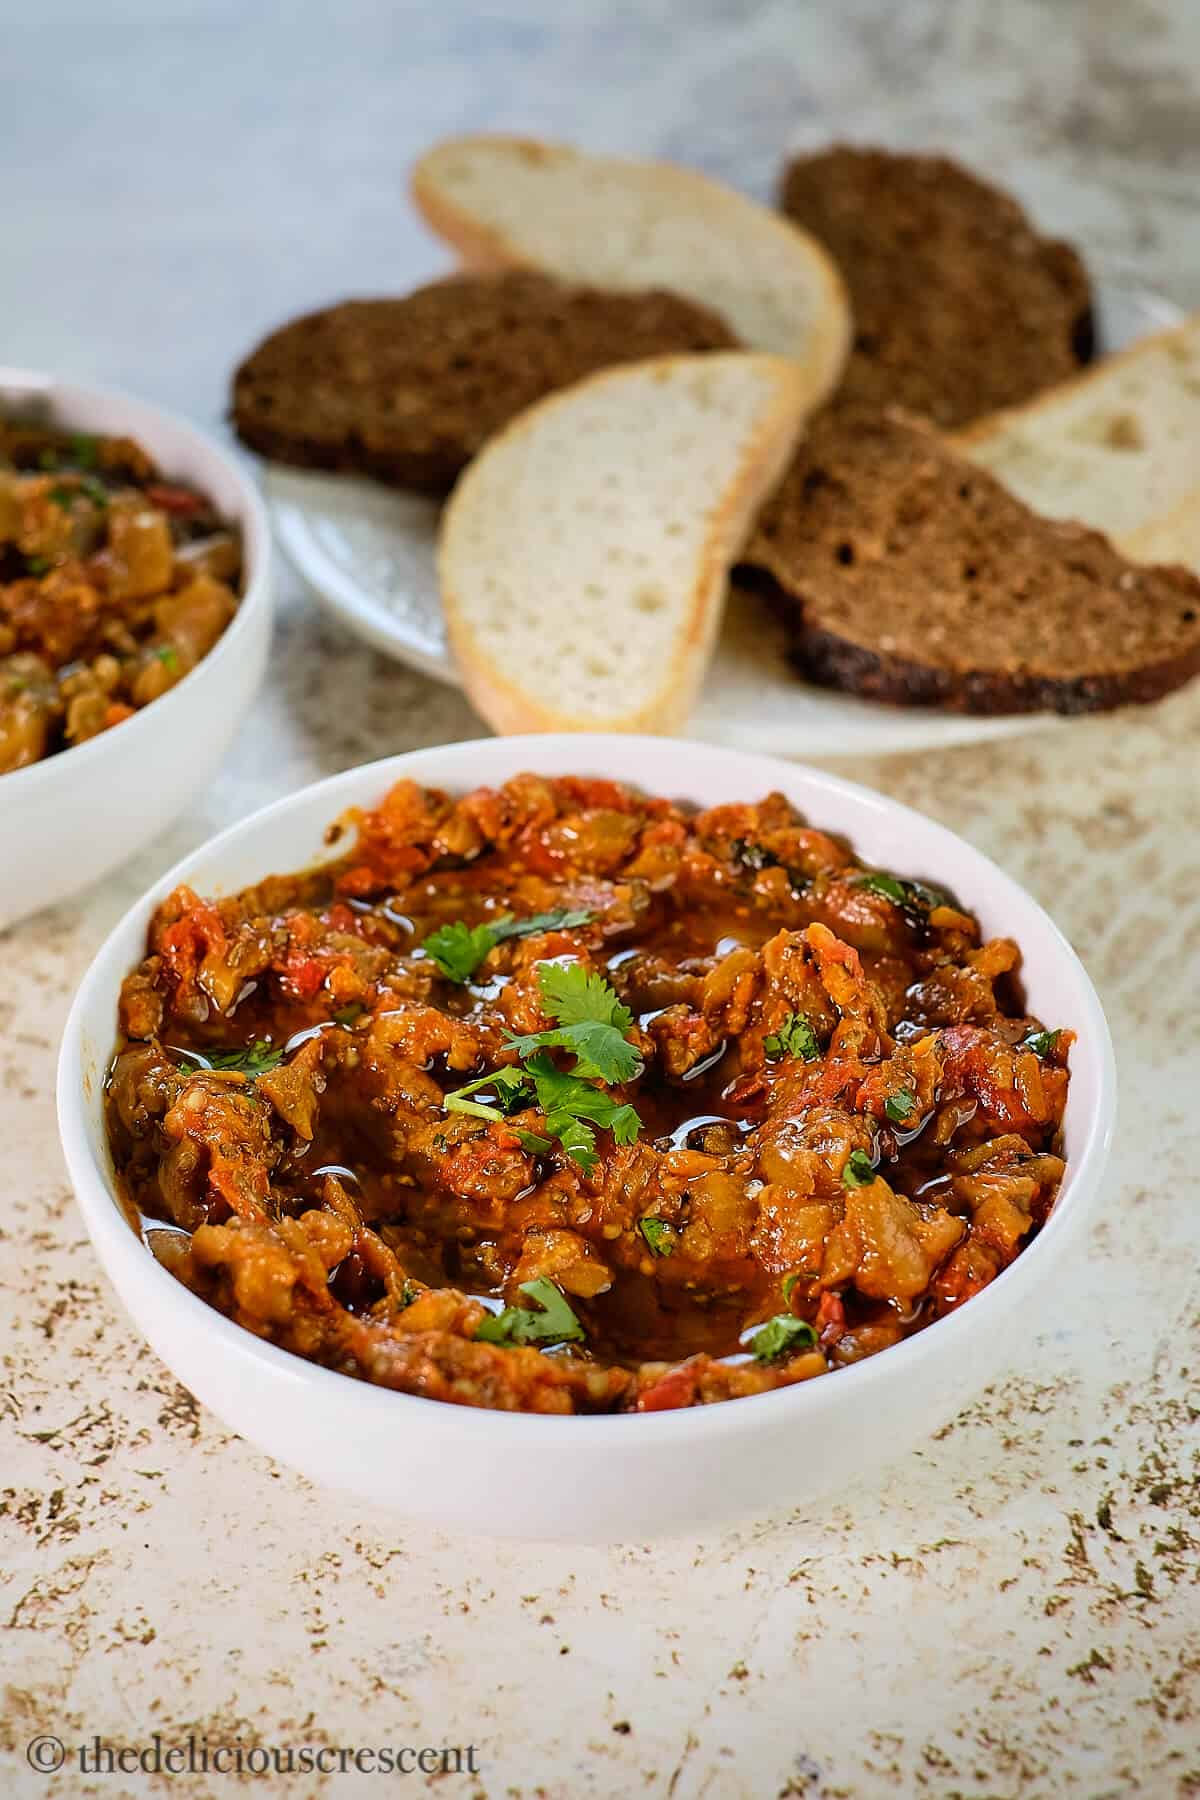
232, 272, 737, 493
779, 146, 1093, 428
741, 409, 1200, 715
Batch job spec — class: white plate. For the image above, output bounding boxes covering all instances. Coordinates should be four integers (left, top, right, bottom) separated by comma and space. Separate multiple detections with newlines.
266, 279, 1181, 757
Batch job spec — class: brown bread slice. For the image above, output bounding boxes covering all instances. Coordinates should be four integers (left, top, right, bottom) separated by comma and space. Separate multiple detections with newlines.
741, 409, 1200, 714
231, 272, 737, 493
779, 146, 1093, 428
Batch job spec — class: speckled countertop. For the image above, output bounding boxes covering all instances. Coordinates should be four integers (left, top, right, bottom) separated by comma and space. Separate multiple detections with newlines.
3, 4, 1200, 1796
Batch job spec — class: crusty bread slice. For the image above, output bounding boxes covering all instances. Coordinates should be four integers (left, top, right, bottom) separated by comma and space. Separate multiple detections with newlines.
741, 408, 1200, 715
411, 135, 851, 403
439, 353, 814, 734
952, 311, 1200, 545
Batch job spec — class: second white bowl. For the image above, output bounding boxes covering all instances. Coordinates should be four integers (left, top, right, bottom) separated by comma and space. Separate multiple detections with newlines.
0, 368, 272, 927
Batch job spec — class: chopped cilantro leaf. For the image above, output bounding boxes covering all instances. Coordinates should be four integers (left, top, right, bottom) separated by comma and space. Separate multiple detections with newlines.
517, 1129, 553, 1156
442, 1048, 642, 1171
155, 643, 181, 673
843, 1148, 877, 1188
475, 1278, 585, 1347
536, 961, 633, 1032
176, 1039, 283, 1077
505, 963, 642, 1083
398, 1278, 421, 1309
553, 1115, 598, 1172
731, 838, 778, 872
47, 475, 108, 511
750, 1314, 818, 1362
422, 917, 505, 983
1021, 1029, 1062, 1058
422, 907, 593, 983
638, 1218, 674, 1257
764, 1011, 820, 1062
507, 1016, 643, 1085
493, 907, 594, 944
443, 962, 643, 1170
856, 871, 909, 905
856, 870, 949, 912
443, 1066, 531, 1120
884, 1089, 918, 1123
332, 1003, 364, 1026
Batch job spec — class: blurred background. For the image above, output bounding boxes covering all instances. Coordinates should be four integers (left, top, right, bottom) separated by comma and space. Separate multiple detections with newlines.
5, 0, 1198, 425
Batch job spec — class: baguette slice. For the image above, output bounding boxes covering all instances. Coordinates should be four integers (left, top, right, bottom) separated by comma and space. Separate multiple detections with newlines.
439, 353, 814, 733
411, 135, 851, 403
742, 408, 1200, 715
953, 311, 1200, 550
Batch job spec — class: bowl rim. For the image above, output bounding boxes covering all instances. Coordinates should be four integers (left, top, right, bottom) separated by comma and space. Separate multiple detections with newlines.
56, 735, 1118, 1449
0, 364, 272, 797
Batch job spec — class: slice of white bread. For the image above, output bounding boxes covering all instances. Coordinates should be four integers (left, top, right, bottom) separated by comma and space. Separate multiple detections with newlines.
411, 135, 851, 405
952, 311, 1200, 554
1118, 486, 1200, 571
438, 352, 814, 734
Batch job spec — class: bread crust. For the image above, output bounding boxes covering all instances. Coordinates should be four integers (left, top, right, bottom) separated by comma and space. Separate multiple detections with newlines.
773, 603, 1200, 715
438, 352, 813, 734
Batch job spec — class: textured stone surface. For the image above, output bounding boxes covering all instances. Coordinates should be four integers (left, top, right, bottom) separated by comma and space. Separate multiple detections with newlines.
2, 3, 1199, 1796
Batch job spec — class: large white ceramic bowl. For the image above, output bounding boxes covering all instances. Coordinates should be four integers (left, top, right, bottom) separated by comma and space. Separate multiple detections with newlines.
57, 737, 1115, 1542
0, 368, 272, 927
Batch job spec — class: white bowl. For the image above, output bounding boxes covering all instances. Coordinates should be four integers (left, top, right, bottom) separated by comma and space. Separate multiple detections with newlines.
0, 368, 272, 926
57, 736, 1116, 1542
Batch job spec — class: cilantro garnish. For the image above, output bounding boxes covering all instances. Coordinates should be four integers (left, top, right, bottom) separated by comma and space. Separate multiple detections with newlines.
750, 1314, 818, 1362
519, 1051, 641, 1173
332, 1003, 364, 1026
48, 475, 108, 511
442, 965, 642, 1172
155, 644, 181, 673
731, 838, 778, 872
505, 962, 642, 1084
855, 871, 949, 911
444, 1065, 531, 1121
25, 554, 51, 576
638, 1218, 674, 1257
422, 908, 593, 983
884, 1089, 918, 1123
764, 1012, 820, 1063
475, 1278, 585, 1347
1021, 1029, 1061, 1058
176, 1039, 284, 1077
842, 1148, 877, 1189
